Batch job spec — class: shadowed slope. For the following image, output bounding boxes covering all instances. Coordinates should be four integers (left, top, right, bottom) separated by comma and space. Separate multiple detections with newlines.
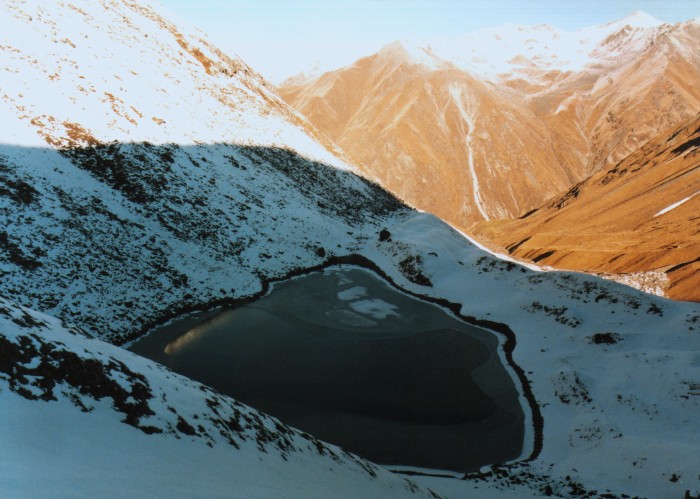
0, 141, 403, 342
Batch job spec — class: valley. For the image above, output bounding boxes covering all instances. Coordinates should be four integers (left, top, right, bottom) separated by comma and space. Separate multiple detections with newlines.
280, 13, 700, 301
0, 1, 699, 498
474, 113, 700, 302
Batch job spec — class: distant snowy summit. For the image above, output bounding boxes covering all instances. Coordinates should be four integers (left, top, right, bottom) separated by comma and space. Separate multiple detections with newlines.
617, 10, 664, 28
285, 11, 667, 85
383, 11, 666, 81
281, 60, 333, 86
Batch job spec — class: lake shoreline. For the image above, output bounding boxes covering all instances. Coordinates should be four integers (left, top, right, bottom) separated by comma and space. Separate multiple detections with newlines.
121, 253, 544, 476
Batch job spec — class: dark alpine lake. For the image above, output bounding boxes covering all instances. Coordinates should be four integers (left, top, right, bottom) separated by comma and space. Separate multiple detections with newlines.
130, 266, 524, 472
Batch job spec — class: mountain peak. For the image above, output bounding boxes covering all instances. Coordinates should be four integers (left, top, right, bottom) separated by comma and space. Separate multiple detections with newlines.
377, 40, 442, 70
279, 60, 327, 86
618, 10, 662, 29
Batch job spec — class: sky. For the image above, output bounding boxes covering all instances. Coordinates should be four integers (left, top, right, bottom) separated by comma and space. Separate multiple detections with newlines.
160, 1, 700, 83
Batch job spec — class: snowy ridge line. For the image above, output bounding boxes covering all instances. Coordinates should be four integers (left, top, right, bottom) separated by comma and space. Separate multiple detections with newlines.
283, 11, 666, 84
0, 0, 353, 171
445, 220, 545, 272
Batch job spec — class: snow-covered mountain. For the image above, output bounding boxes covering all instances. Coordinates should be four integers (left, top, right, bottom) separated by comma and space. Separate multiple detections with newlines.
282, 10, 664, 86
2, 1, 700, 497
388, 11, 664, 83
280, 12, 700, 224
0, 0, 386, 342
0, 296, 430, 497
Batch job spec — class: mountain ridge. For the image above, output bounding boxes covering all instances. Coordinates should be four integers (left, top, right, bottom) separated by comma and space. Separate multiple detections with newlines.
280, 13, 700, 226
282, 10, 666, 86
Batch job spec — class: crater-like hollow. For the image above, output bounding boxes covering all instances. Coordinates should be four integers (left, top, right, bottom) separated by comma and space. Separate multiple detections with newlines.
130, 266, 525, 472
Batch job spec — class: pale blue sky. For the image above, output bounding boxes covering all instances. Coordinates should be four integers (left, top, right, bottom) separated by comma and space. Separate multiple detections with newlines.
160, 0, 700, 82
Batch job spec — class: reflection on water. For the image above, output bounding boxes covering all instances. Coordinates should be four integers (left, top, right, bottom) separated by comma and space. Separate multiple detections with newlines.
131, 267, 524, 472
163, 311, 232, 355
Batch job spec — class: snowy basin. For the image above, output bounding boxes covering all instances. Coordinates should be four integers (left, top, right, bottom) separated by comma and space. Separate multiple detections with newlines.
130, 267, 524, 472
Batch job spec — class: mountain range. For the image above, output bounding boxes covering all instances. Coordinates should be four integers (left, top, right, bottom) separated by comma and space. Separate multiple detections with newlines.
1, 1, 699, 498
280, 12, 700, 301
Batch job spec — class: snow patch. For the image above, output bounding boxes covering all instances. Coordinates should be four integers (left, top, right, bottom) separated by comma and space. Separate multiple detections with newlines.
599, 271, 670, 297
349, 298, 402, 320
448, 84, 489, 220
337, 286, 367, 301
654, 190, 699, 217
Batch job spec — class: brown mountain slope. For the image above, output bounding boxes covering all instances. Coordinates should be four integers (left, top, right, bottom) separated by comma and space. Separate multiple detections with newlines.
281, 43, 576, 226
473, 114, 700, 302
280, 18, 700, 228
543, 19, 700, 176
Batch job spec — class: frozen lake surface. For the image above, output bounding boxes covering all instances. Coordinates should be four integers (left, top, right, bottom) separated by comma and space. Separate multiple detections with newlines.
130, 267, 524, 472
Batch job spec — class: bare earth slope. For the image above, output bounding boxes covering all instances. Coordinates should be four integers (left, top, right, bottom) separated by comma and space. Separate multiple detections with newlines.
474, 113, 700, 302
280, 15, 700, 228
280, 43, 574, 225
